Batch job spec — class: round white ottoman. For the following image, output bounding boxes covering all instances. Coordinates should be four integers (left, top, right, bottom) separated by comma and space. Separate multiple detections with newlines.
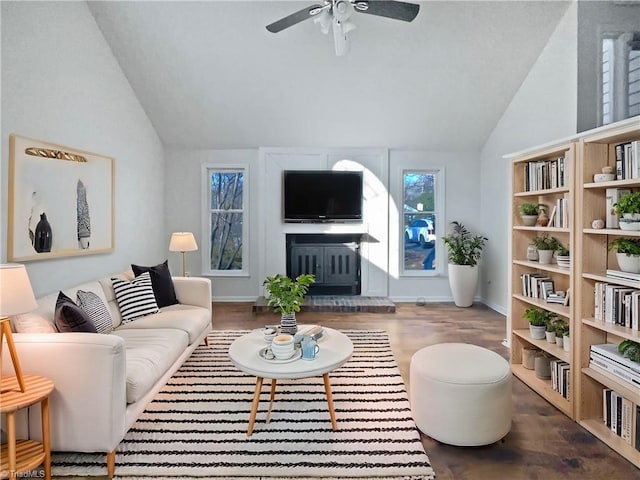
410, 343, 512, 446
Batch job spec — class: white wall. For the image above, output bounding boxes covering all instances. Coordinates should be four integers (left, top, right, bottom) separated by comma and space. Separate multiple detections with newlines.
165, 149, 260, 299
479, 3, 578, 321
1, 1, 165, 297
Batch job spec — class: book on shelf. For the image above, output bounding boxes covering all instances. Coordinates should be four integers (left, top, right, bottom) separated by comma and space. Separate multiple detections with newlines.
603, 389, 612, 428
606, 269, 640, 284
591, 343, 640, 375
589, 353, 640, 387
606, 188, 631, 229
603, 390, 633, 444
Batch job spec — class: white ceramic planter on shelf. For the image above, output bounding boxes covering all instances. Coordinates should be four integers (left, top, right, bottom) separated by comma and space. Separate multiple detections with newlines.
537, 249, 554, 264
447, 264, 478, 307
616, 252, 640, 273
521, 215, 538, 226
529, 324, 546, 340
563, 335, 571, 353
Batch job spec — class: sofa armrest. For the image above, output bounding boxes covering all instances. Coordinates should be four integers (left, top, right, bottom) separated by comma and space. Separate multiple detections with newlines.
172, 276, 212, 313
1, 333, 127, 453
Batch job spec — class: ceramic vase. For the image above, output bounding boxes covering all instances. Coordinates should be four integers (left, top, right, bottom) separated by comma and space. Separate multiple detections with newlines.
279, 313, 298, 335
521, 215, 538, 226
529, 324, 546, 340
34, 212, 52, 253
534, 355, 552, 379
616, 252, 640, 273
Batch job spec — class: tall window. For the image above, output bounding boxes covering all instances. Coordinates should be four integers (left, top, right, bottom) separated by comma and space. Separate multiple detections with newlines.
203, 166, 248, 275
402, 171, 440, 274
600, 32, 640, 125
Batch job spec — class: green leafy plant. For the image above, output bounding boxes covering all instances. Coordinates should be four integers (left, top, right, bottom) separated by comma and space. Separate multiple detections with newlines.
613, 192, 640, 216
263, 273, 315, 314
608, 237, 640, 256
441, 221, 488, 266
555, 244, 570, 256
618, 340, 640, 363
523, 307, 557, 327
532, 235, 559, 251
553, 319, 569, 336
519, 203, 541, 216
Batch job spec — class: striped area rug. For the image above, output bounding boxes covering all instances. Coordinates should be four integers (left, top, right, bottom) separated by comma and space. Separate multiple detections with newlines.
51, 330, 435, 479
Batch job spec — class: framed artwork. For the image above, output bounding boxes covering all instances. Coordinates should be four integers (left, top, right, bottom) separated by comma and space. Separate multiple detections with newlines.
8, 134, 115, 262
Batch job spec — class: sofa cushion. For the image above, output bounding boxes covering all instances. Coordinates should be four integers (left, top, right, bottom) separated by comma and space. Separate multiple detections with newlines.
115, 304, 211, 345
76, 290, 114, 334
55, 291, 97, 333
111, 272, 159, 323
11, 313, 57, 333
112, 328, 189, 404
131, 260, 178, 308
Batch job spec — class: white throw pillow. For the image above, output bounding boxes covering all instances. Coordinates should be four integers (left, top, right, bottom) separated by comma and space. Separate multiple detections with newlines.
111, 271, 159, 323
12, 313, 57, 333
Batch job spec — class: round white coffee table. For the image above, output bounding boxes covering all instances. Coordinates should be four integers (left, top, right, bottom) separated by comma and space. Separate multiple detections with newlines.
228, 326, 353, 436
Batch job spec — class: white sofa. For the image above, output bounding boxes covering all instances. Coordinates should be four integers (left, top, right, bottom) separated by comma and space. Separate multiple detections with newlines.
1, 271, 212, 478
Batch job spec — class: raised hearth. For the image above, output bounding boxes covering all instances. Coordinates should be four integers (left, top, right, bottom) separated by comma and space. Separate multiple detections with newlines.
252, 295, 395, 313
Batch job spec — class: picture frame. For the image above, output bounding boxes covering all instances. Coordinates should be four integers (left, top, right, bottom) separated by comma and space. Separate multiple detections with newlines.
8, 134, 115, 262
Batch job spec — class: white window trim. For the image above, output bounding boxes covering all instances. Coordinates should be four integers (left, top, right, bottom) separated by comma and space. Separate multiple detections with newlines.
400, 167, 446, 277
201, 163, 250, 277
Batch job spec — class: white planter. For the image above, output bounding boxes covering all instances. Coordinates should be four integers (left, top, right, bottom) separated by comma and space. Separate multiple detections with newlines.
555, 336, 563, 348
616, 252, 640, 273
521, 215, 538, 226
447, 264, 479, 307
529, 324, 546, 340
545, 331, 556, 343
537, 249, 554, 264
563, 335, 571, 353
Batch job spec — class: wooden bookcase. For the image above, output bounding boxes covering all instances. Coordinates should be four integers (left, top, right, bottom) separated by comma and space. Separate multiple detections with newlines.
575, 118, 640, 468
509, 141, 576, 420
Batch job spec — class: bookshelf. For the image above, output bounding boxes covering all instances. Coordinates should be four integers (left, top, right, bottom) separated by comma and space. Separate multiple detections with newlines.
576, 118, 640, 468
509, 140, 576, 420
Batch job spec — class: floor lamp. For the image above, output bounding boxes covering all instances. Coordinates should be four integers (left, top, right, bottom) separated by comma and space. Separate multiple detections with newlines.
169, 232, 198, 277
0, 264, 38, 392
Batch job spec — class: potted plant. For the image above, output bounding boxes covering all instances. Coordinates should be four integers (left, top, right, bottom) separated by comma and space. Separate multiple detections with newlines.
545, 321, 556, 343
614, 192, 640, 230
263, 273, 315, 334
441, 221, 488, 307
553, 319, 568, 348
562, 329, 570, 353
608, 237, 640, 273
519, 203, 541, 226
524, 307, 556, 340
555, 243, 570, 269
532, 235, 559, 264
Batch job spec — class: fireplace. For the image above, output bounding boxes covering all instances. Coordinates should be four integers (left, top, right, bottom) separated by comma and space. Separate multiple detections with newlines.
286, 234, 361, 296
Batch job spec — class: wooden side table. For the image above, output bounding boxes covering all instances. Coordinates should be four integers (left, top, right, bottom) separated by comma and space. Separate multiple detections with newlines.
1, 375, 54, 480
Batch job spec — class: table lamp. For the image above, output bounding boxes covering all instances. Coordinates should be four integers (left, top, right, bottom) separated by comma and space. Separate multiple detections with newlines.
169, 232, 198, 277
0, 263, 38, 392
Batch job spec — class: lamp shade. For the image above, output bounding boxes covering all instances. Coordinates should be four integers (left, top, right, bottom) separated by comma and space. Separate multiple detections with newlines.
0, 264, 38, 316
169, 232, 198, 252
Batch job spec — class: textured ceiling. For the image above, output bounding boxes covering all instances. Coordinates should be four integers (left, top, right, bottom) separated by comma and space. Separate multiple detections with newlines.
88, 1, 571, 150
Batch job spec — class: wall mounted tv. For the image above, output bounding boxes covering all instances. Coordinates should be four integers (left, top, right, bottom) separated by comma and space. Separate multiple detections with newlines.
283, 170, 363, 223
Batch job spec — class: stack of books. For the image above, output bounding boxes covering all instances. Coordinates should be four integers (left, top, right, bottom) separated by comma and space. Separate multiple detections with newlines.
593, 281, 640, 329
550, 359, 570, 400
603, 389, 637, 447
606, 269, 640, 285
589, 343, 640, 388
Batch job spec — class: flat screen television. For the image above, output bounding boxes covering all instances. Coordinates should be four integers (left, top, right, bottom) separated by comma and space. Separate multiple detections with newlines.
283, 170, 363, 222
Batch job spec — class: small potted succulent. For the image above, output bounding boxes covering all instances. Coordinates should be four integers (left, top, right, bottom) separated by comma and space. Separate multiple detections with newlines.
553, 319, 568, 348
545, 321, 556, 343
519, 203, 541, 226
608, 237, 640, 273
532, 235, 559, 264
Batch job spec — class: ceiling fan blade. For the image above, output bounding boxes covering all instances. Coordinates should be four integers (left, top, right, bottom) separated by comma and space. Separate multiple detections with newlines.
355, 1, 420, 22
266, 4, 325, 33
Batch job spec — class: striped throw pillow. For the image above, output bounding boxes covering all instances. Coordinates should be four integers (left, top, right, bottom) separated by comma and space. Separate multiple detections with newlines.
111, 271, 159, 323
76, 290, 113, 334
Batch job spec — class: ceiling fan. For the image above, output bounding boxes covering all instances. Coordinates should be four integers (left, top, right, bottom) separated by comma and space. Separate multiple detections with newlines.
266, 1, 420, 56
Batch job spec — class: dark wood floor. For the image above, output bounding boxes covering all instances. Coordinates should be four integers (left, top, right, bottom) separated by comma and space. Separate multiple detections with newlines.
213, 301, 640, 480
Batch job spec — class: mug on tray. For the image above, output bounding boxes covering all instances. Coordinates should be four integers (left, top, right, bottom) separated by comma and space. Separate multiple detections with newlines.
301, 336, 320, 360
271, 334, 295, 360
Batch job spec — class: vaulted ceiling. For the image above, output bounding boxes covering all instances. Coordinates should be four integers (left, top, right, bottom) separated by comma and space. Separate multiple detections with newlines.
88, 1, 571, 151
